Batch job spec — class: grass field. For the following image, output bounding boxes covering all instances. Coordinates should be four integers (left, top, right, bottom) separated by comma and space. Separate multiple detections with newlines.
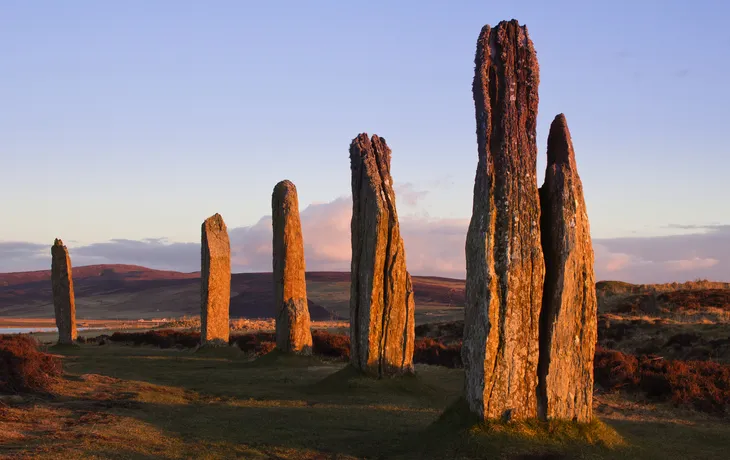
2, 343, 729, 459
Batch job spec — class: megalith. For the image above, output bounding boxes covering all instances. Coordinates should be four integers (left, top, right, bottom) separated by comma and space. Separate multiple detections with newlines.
201, 213, 231, 345
463, 20, 544, 420
538, 114, 597, 422
349, 133, 415, 377
272, 180, 313, 354
51, 239, 77, 345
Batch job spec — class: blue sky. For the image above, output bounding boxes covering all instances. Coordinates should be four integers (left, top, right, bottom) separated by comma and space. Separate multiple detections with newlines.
1, 1, 729, 281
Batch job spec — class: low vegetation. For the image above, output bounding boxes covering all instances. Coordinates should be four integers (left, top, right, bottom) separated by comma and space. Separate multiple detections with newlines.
85, 325, 730, 416
594, 347, 730, 414
597, 280, 730, 298
597, 282, 730, 322
4, 282, 727, 457
597, 314, 730, 362
107, 329, 202, 349
2, 342, 729, 459
0, 334, 62, 394
97, 329, 464, 368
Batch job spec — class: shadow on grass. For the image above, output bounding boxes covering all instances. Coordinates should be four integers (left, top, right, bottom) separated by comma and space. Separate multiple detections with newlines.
118, 398, 434, 458
311, 365, 437, 394
241, 348, 328, 368
54, 344, 461, 409
42, 344, 730, 459
191, 344, 247, 360
47, 343, 81, 352
76, 396, 730, 460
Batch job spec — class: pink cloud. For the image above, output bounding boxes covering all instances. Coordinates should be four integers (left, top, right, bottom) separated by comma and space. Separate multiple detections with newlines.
664, 257, 719, 271
3, 199, 728, 284
224, 196, 467, 277
593, 244, 648, 273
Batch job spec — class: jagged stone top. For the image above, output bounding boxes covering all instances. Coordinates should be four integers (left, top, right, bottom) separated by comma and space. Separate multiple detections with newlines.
53, 238, 65, 248
473, 19, 540, 169
349, 133, 392, 185
203, 213, 227, 233
474, 19, 538, 85
546, 114, 576, 169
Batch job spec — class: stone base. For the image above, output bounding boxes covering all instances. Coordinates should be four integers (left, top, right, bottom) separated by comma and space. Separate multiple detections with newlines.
355, 364, 416, 379
197, 339, 230, 348
50, 342, 81, 351
434, 397, 623, 448
277, 345, 313, 356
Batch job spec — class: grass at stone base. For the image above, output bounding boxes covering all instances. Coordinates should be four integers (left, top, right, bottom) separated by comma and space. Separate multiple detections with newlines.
412, 397, 624, 459
2, 345, 729, 460
47, 343, 81, 352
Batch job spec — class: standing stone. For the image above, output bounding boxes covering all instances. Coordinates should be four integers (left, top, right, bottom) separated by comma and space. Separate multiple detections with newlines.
538, 114, 597, 422
272, 180, 313, 353
201, 213, 231, 345
464, 20, 544, 420
349, 133, 415, 377
51, 239, 77, 345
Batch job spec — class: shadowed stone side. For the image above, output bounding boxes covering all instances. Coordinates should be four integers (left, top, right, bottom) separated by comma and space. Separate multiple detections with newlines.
201, 213, 231, 345
272, 180, 313, 354
538, 114, 597, 422
349, 133, 415, 377
464, 20, 544, 420
51, 239, 77, 345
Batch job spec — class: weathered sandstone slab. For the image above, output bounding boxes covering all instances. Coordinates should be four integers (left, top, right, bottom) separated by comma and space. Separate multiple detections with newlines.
272, 180, 313, 354
349, 133, 415, 377
463, 20, 544, 420
538, 114, 597, 422
51, 239, 77, 345
201, 213, 230, 345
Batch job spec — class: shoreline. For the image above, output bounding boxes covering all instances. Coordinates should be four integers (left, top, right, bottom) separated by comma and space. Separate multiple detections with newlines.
0, 318, 166, 329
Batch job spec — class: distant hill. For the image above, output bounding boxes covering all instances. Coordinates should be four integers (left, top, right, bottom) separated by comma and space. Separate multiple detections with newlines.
0, 265, 466, 324
0, 264, 200, 286
4, 265, 729, 324
596, 279, 730, 296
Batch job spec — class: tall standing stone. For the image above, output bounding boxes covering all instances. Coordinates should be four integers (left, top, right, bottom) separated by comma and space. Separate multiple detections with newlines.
51, 239, 77, 345
201, 213, 231, 345
464, 20, 544, 420
272, 180, 313, 354
349, 133, 415, 377
538, 114, 597, 422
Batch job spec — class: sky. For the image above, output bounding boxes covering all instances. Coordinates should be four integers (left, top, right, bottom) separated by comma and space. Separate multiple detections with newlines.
1, 1, 729, 283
